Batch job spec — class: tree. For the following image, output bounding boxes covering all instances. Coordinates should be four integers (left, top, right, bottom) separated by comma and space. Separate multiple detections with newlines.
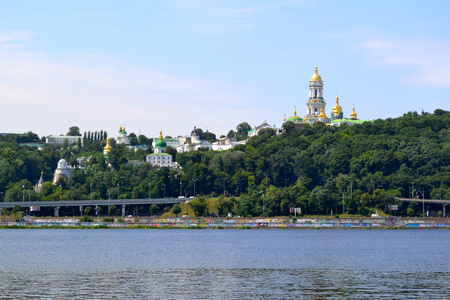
150, 204, 159, 215
172, 204, 182, 217
67, 126, 81, 136
128, 133, 139, 146
236, 122, 251, 141
138, 134, 149, 145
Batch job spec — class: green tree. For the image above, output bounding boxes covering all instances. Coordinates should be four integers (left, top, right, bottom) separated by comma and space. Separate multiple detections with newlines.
149, 204, 159, 215
236, 122, 251, 141
67, 126, 81, 136
172, 204, 182, 217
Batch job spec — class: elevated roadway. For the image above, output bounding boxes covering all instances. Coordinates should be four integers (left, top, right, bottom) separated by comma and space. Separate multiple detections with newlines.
396, 197, 450, 217
0, 198, 189, 217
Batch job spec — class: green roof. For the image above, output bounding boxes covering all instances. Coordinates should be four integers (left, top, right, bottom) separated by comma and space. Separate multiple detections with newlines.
148, 153, 171, 156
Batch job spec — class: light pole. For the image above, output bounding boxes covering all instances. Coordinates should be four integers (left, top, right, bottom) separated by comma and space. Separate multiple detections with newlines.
222, 177, 226, 195
117, 183, 120, 200
22, 185, 25, 202
263, 174, 269, 215
60, 184, 62, 200
193, 178, 197, 197
416, 190, 425, 218
180, 179, 182, 197
90, 183, 93, 204
107, 190, 111, 216
149, 182, 151, 199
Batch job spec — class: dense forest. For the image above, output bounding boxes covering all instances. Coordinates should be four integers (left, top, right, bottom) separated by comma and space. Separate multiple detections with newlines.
1, 109, 449, 217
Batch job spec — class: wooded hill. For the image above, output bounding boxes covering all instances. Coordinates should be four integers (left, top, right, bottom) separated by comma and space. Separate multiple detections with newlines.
1, 109, 449, 217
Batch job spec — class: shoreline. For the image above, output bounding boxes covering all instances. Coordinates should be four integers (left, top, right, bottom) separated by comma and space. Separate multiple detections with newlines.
2, 216, 450, 229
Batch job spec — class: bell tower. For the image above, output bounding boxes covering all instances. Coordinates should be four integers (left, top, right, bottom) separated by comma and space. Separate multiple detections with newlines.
304, 66, 327, 123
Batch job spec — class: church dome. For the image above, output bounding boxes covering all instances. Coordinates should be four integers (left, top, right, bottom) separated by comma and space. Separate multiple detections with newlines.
332, 96, 342, 114
57, 159, 68, 169
318, 107, 326, 118
155, 130, 167, 148
350, 107, 358, 119
103, 138, 112, 155
287, 108, 303, 123
310, 66, 322, 82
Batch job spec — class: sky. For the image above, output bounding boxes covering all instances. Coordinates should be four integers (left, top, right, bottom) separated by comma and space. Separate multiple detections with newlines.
0, 0, 449, 139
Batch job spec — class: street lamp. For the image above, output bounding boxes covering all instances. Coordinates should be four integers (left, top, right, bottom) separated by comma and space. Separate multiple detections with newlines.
193, 178, 197, 197
416, 190, 425, 218
117, 183, 120, 200
149, 181, 151, 199
222, 177, 226, 195
22, 185, 25, 202
180, 179, 182, 197
107, 189, 111, 216
90, 183, 93, 204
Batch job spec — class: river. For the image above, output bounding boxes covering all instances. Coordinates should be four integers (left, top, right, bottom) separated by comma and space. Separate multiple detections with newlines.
0, 229, 449, 299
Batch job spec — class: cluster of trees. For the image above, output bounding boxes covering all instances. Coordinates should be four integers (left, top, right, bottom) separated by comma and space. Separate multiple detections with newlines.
0, 110, 449, 218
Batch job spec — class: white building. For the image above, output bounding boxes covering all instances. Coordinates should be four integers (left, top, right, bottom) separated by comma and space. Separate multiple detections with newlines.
117, 126, 130, 144
146, 131, 178, 169
212, 137, 246, 151
176, 127, 212, 153
46, 135, 82, 145
53, 159, 77, 184
248, 122, 282, 138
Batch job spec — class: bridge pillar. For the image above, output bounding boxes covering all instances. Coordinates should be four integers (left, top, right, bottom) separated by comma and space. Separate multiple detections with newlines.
79, 205, 83, 217
122, 205, 126, 217
54, 206, 60, 217
443, 204, 449, 217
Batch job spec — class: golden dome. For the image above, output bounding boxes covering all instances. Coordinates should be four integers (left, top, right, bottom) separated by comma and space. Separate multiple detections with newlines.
103, 138, 112, 155
332, 95, 342, 114
350, 107, 357, 119
318, 107, 326, 118
119, 126, 123, 131
310, 66, 322, 82
283, 116, 286, 122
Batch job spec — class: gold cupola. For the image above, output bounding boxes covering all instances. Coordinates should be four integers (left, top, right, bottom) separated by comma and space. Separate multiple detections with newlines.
332, 95, 343, 115
350, 107, 358, 119
310, 66, 322, 82
103, 138, 112, 155
318, 107, 326, 118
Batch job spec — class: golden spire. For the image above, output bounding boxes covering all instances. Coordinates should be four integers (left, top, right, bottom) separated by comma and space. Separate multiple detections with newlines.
159, 130, 163, 141
120, 126, 122, 131
310, 66, 322, 81
283, 114, 286, 122
318, 107, 326, 118
293, 106, 297, 116
350, 107, 358, 119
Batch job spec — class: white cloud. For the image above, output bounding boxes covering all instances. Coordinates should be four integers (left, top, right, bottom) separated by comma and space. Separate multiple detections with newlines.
361, 36, 450, 87
0, 38, 256, 137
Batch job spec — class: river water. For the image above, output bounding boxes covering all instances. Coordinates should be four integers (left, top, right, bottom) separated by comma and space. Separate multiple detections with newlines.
0, 229, 449, 299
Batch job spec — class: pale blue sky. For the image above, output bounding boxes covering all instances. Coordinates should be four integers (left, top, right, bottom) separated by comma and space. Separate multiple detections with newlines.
0, 0, 449, 139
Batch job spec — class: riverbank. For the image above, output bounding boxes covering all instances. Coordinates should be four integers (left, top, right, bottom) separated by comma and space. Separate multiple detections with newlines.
1, 216, 450, 229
